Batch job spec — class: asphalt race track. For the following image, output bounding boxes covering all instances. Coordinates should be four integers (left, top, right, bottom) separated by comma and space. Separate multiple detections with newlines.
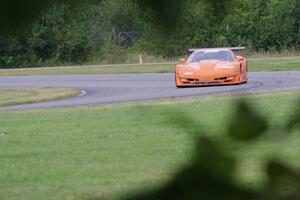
1, 71, 300, 111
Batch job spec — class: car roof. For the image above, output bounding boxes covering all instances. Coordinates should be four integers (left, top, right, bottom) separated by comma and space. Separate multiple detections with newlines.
189, 47, 245, 53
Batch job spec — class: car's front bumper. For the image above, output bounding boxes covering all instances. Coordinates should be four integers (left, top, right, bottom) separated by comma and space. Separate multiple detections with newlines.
176, 72, 240, 87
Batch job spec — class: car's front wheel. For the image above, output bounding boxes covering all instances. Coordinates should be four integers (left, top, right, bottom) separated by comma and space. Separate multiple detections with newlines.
244, 71, 248, 83
239, 67, 243, 84
175, 73, 184, 88
244, 63, 248, 83
175, 73, 180, 88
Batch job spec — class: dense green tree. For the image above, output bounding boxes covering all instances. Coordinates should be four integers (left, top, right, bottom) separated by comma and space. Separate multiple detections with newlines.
0, 0, 300, 67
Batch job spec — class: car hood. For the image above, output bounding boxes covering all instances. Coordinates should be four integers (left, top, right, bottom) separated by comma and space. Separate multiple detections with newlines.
188, 60, 235, 70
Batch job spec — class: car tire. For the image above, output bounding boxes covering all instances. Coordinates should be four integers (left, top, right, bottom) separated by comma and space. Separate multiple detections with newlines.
239, 67, 243, 84
244, 71, 248, 83
175, 74, 182, 88
244, 63, 248, 83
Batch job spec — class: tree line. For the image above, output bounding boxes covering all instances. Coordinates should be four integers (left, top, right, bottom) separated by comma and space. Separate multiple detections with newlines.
0, 0, 299, 68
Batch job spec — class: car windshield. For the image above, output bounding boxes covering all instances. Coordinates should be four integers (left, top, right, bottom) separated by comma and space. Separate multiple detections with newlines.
187, 50, 235, 63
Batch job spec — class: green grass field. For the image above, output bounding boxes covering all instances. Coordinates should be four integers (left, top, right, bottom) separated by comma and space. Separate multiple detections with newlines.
0, 57, 299, 76
0, 88, 80, 107
1, 92, 300, 200
250, 58, 300, 71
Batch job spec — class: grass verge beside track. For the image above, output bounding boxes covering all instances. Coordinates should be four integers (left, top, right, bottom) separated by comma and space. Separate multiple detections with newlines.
0, 92, 300, 200
0, 57, 299, 76
250, 57, 300, 71
0, 88, 81, 107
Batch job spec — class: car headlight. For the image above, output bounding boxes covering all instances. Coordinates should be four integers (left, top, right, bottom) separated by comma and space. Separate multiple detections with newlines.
183, 72, 194, 75
178, 71, 194, 75
214, 65, 234, 69
185, 65, 198, 69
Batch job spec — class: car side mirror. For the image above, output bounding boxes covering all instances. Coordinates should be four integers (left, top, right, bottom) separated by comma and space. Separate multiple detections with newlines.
179, 58, 187, 63
236, 56, 245, 61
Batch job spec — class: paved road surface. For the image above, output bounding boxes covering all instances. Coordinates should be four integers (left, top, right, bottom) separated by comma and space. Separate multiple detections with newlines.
0, 72, 300, 111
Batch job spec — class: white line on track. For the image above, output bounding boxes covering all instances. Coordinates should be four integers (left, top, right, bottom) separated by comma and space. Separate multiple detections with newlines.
79, 90, 86, 97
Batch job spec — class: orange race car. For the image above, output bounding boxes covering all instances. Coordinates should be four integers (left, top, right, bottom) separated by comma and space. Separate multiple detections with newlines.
175, 47, 248, 87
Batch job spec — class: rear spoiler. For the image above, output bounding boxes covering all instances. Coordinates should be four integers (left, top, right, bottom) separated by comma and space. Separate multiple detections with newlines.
189, 47, 246, 52
229, 47, 246, 51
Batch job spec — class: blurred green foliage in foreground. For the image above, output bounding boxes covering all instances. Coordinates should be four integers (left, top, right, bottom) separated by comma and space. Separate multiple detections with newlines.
1, 1, 300, 199
1, 92, 300, 199
121, 100, 300, 200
